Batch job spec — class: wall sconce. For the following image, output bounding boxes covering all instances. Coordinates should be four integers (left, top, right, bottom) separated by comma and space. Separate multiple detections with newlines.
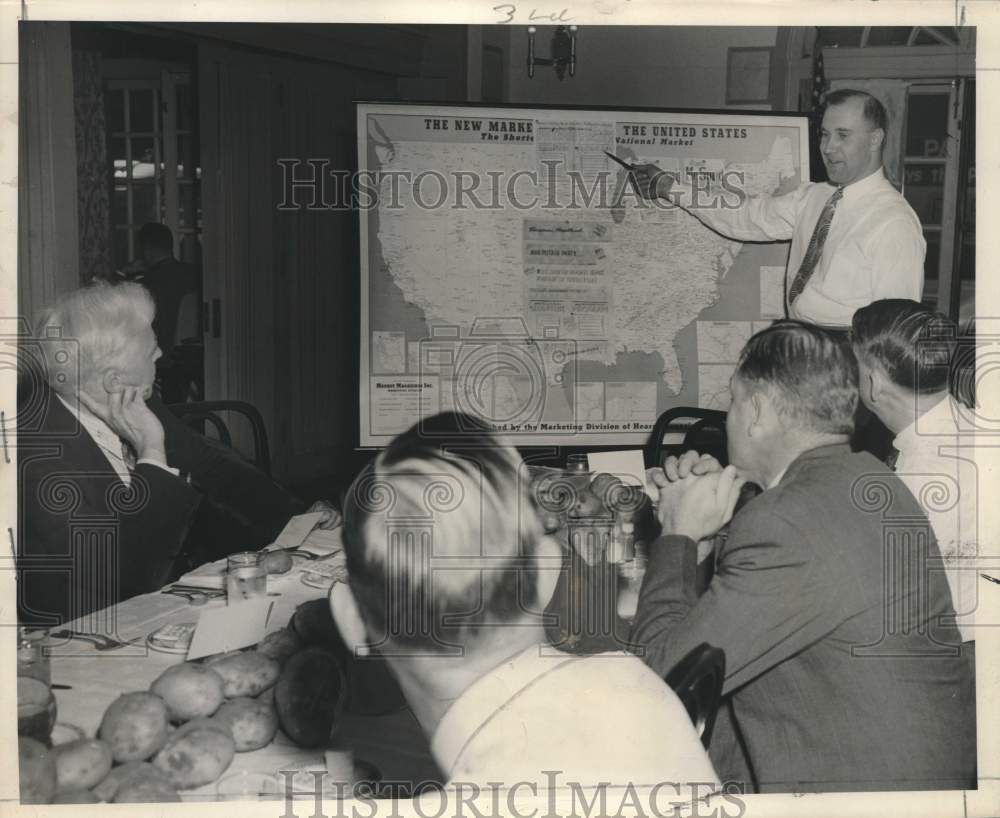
527, 25, 577, 80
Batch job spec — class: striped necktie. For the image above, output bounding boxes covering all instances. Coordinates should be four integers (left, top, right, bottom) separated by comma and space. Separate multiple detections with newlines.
121, 440, 138, 471
885, 446, 900, 471
788, 186, 844, 304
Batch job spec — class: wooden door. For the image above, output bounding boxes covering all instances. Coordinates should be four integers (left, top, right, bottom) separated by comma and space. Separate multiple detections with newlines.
199, 42, 395, 482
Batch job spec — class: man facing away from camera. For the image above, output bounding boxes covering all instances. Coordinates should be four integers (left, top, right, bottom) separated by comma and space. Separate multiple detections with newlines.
330, 411, 720, 798
633, 321, 975, 792
851, 298, 982, 645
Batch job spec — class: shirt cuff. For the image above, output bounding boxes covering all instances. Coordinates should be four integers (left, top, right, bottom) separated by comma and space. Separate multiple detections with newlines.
137, 458, 180, 477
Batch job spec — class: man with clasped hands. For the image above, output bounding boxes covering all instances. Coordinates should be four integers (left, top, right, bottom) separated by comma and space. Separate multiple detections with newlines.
632, 321, 975, 792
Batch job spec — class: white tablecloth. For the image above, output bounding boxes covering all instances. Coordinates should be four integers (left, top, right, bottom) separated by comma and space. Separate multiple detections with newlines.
42, 532, 436, 801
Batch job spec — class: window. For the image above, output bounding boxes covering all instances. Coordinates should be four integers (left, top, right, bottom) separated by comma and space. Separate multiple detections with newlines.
106, 71, 201, 270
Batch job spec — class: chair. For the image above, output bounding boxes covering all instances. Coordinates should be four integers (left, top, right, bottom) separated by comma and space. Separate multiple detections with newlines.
644, 407, 728, 469
664, 643, 726, 749
167, 400, 272, 476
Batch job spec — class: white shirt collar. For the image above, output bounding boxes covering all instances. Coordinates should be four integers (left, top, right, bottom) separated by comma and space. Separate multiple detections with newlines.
840, 166, 889, 201
894, 393, 958, 453
56, 392, 131, 483
430, 644, 581, 779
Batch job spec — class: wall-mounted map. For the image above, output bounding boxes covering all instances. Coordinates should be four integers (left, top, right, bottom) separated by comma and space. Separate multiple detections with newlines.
358, 104, 810, 447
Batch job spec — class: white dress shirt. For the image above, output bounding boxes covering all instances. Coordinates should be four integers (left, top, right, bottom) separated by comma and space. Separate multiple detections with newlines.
894, 394, 979, 642
430, 644, 719, 799
57, 394, 178, 485
683, 167, 925, 328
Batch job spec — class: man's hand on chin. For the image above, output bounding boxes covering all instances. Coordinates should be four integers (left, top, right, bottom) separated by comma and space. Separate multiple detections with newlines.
80, 385, 167, 462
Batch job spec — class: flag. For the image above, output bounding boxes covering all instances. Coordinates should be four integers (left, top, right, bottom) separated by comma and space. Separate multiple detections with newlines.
808, 29, 829, 183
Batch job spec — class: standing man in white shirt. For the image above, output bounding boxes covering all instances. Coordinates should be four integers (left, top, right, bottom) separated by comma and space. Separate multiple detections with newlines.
633, 89, 925, 329
850, 299, 979, 643
330, 411, 719, 801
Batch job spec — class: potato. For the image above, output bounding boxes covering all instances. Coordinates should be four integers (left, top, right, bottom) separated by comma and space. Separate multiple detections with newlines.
274, 647, 346, 748
291, 599, 351, 655
19, 736, 57, 804
50, 722, 86, 746
153, 724, 235, 789
257, 626, 304, 666
92, 760, 154, 802
151, 663, 226, 722
113, 766, 182, 803
213, 697, 279, 751
207, 650, 280, 697
52, 738, 113, 792
263, 551, 293, 574
52, 788, 100, 803
99, 692, 170, 763
175, 717, 233, 740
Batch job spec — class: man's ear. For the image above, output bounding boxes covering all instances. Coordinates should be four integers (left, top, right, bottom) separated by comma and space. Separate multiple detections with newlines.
101, 367, 123, 395
867, 367, 884, 405
533, 534, 564, 610
747, 389, 765, 436
870, 127, 886, 153
329, 581, 371, 657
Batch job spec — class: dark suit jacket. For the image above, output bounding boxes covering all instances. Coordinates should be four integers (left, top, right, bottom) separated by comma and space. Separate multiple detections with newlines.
631, 444, 976, 792
17, 385, 200, 627
17, 385, 306, 626
150, 395, 307, 555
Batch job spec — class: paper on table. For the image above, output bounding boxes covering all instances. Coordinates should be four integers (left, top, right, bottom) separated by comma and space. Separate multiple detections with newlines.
186, 597, 274, 660
588, 449, 659, 504
299, 525, 343, 556
587, 450, 646, 487
267, 511, 325, 550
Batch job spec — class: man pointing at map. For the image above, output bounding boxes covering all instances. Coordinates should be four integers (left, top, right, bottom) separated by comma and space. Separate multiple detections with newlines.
633, 89, 925, 329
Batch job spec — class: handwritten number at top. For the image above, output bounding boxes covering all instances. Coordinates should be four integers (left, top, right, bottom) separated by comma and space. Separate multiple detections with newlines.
493, 5, 574, 24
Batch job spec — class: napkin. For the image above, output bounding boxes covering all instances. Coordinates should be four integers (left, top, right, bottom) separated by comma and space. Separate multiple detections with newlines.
268, 511, 325, 550
298, 525, 344, 557
186, 597, 274, 659
587, 450, 646, 488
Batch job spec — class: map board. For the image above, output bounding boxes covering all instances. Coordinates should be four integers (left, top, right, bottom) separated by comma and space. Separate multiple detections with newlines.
358, 103, 810, 447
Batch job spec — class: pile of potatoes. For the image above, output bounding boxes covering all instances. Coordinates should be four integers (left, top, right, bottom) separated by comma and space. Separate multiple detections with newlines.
20, 643, 289, 804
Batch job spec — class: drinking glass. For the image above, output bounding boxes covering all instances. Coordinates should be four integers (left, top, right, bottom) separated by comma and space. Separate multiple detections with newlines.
17, 629, 51, 685
226, 552, 267, 604
18, 676, 57, 745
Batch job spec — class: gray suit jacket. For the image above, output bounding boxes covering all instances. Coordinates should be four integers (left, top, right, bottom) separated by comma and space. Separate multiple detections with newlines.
631, 444, 975, 792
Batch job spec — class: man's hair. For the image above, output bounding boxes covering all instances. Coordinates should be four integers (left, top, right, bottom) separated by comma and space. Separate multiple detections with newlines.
824, 88, 888, 135
37, 280, 155, 392
736, 320, 858, 436
342, 412, 545, 653
851, 299, 956, 394
137, 222, 174, 256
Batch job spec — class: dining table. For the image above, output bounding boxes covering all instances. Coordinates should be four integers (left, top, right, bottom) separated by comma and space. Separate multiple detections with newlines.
36, 526, 443, 802
32, 470, 663, 803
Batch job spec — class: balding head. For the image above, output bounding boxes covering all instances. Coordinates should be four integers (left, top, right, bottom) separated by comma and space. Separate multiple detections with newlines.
340, 412, 552, 656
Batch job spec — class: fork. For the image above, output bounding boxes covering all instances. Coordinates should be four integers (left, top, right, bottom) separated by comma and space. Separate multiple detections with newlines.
47, 630, 142, 651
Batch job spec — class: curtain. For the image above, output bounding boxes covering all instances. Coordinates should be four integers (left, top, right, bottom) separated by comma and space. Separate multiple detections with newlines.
17, 22, 79, 326
73, 49, 112, 280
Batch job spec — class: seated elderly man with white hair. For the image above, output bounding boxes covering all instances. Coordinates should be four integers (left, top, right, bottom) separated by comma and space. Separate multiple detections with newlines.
329, 411, 719, 798
17, 280, 336, 627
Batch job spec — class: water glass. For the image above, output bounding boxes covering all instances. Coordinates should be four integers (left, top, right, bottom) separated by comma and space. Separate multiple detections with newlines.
18, 676, 57, 746
226, 552, 267, 604
17, 629, 51, 685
